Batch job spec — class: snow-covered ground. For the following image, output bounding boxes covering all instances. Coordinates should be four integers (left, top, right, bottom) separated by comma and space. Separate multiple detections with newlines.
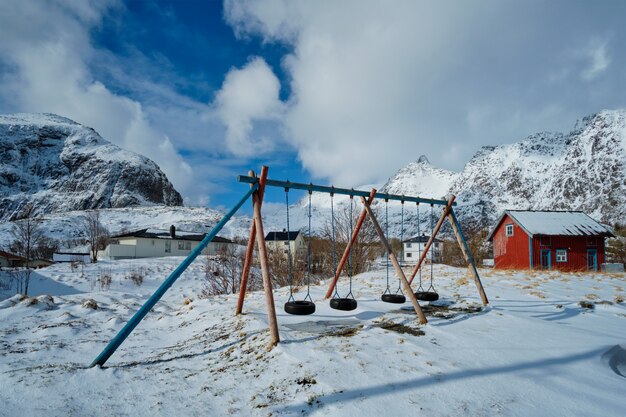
1, 258, 625, 416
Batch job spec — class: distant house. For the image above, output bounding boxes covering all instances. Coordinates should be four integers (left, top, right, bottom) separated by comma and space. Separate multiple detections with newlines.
0, 250, 27, 268
265, 230, 306, 258
403, 234, 443, 263
104, 225, 235, 260
487, 210, 614, 271
53, 252, 91, 263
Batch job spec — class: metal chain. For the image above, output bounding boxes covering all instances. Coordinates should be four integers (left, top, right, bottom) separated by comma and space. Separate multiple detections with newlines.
285, 188, 295, 303
305, 190, 313, 301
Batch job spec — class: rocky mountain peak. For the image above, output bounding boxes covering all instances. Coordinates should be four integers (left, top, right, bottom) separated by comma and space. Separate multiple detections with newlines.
0, 113, 183, 221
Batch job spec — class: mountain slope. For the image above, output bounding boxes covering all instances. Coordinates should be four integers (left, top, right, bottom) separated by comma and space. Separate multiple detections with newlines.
381, 109, 626, 229
0, 113, 182, 221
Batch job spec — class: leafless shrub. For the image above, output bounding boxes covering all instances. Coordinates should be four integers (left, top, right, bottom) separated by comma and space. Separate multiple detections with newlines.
81, 210, 109, 263
201, 246, 259, 297
97, 267, 112, 291
125, 265, 146, 286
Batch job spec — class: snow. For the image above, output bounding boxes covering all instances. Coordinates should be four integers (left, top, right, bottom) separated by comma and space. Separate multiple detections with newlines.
505, 210, 614, 237
1, 257, 625, 416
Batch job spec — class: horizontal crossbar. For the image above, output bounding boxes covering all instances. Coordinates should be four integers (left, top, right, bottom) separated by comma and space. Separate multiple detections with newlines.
237, 175, 455, 206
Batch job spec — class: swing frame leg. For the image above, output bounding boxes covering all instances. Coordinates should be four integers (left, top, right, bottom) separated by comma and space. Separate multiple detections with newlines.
236, 167, 268, 315
408, 195, 455, 285
324, 189, 376, 299
361, 192, 428, 325
447, 208, 489, 305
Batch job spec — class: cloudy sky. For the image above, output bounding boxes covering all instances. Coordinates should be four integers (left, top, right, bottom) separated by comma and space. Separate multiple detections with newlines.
0, 0, 625, 209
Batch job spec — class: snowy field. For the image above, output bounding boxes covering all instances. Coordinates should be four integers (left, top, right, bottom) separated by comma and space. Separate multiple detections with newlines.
1, 258, 625, 416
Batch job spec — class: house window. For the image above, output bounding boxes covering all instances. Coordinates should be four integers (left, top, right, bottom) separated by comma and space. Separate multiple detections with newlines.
284, 241, 289, 245
178, 241, 184, 250
556, 249, 567, 263
505, 224, 514, 236
185, 241, 191, 250
165, 241, 171, 253
406, 252, 412, 258
406, 243, 412, 248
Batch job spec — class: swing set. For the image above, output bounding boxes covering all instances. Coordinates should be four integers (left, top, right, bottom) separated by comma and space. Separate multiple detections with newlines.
89, 166, 488, 368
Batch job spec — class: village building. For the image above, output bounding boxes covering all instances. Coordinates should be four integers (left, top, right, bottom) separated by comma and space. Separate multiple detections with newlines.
487, 210, 614, 271
0, 250, 27, 268
104, 225, 235, 260
265, 230, 306, 258
402, 234, 443, 263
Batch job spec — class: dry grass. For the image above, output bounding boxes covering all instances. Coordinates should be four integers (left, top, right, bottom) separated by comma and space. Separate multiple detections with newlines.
615, 295, 624, 303
585, 293, 599, 300
529, 291, 546, 299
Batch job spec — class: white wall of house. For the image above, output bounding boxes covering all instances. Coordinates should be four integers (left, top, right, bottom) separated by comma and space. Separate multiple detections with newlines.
105, 237, 235, 260
266, 234, 306, 258
402, 241, 442, 263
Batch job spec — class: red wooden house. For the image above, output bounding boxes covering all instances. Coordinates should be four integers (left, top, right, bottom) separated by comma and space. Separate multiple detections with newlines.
487, 210, 614, 271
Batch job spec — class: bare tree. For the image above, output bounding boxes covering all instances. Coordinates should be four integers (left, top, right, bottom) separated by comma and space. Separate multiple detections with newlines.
607, 223, 626, 265
81, 210, 109, 263
9, 204, 45, 295
320, 202, 379, 277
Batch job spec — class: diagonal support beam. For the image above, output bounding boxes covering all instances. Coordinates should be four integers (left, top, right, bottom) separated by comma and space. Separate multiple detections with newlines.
408, 195, 456, 285
324, 189, 376, 299
361, 192, 428, 325
236, 166, 268, 315
447, 208, 489, 305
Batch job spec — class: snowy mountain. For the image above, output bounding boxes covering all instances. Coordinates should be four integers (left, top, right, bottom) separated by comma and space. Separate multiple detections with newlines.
381, 109, 626, 230
0, 113, 182, 222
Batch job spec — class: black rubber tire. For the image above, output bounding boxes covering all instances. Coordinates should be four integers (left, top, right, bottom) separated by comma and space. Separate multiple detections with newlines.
414, 291, 439, 302
284, 300, 316, 315
381, 293, 406, 304
330, 297, 358, 311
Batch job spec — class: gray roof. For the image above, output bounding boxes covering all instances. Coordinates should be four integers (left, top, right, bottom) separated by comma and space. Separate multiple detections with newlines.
115, 228, 232, 243
487, 210, 614, 241
405, 235, 443, 244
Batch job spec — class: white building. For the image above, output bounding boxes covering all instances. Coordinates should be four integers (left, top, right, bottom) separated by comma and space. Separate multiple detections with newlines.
104, 225, 235, 260
265, 230, 306, 258
402, 234, 443, 263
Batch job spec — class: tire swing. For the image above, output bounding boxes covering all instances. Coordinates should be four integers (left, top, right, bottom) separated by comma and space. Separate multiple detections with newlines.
414, 203, 439, 302
284, 188, 316, 316
329, 193, 357, 311
381, 199, 406, 304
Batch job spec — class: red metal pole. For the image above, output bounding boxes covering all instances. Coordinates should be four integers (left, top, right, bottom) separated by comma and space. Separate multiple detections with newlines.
235, 166, 268, 315
324, 189, 376, 299
408, 195, 456, 285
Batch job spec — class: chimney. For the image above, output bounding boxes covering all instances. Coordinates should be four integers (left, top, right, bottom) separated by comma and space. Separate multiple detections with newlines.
170, 225, 176, 238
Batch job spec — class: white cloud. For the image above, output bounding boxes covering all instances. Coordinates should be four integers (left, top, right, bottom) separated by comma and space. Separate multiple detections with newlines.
214, 57, 285, 157
0, 0, 193, 201
581, 39, 610, 80
224, 0, 626, 187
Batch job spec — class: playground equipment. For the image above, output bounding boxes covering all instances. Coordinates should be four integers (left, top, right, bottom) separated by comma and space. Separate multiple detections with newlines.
414, 204, 440, 302
329, 193, 358, 311
89, 166, 488, 368
381, 199, 406, 304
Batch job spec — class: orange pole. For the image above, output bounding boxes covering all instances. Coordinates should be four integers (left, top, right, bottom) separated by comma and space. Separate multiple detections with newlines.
235, 166, 268, 315
408, 195, 456, 285
324, 189, 376, 299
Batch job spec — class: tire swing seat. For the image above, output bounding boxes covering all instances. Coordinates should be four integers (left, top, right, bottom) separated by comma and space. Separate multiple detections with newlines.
414, 291, 439, 302
284, 300, 316, 315
330, 297, 357, 311
329, 193, 358, 313
381, 293, 406, 304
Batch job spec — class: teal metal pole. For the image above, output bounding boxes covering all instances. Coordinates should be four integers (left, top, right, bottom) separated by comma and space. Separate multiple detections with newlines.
90, 184, 258, 367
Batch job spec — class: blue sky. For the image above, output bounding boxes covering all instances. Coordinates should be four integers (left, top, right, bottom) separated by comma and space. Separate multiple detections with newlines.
1, 0, 625, 212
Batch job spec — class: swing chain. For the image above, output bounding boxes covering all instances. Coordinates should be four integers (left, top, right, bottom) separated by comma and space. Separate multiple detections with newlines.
305, 190, 313, 302
285, 187, 295, 303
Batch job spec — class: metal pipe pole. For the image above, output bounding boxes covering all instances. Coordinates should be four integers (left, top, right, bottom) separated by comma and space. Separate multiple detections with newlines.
89, 184, 258, 368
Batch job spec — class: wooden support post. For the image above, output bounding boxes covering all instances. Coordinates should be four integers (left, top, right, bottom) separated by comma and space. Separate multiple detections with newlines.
324, 189, 376, 299
447, 208, 489, 305
252, 183, 280, 346
360, 193, 428, 325
236, 167, 268, 315
408, 195, 456, 285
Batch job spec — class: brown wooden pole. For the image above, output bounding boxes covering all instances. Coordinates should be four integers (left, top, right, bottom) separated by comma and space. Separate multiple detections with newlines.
360, 193, 428, 325
235, 167, 268, 315
408, 195, 456, 285
324, 189, 377, 299
252, 186, 280, 346
447, 209, 489, 305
